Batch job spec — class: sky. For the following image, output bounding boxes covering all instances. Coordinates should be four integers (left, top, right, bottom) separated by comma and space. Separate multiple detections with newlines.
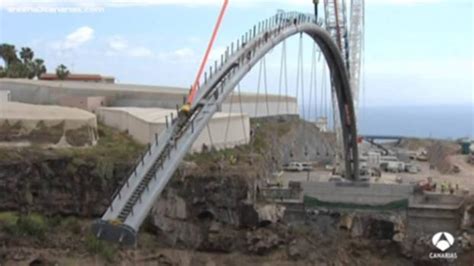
0, 0, 472, 108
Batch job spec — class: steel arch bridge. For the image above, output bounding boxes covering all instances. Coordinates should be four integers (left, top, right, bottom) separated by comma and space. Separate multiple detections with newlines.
92, 11, 360, 246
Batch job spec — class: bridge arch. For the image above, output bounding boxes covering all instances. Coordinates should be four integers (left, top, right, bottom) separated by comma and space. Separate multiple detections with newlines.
192, 22, 359, 181
92, 14, 359, 246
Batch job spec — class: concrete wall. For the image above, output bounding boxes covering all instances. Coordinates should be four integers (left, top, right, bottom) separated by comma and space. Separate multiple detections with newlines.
407, 207, 462, 237
300, 181, 414, 205
0, 90, 10, 102
407, 194, 464, 237
87, 97, 106, 112
59, 95, 88, 110
59, 96, 106, 113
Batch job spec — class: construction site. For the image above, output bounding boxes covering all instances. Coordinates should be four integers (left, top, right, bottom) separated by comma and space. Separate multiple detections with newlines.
0, 0, 473, 265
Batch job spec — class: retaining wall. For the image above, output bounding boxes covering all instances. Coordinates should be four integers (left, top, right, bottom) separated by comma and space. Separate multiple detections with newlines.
300, 181, 414, 206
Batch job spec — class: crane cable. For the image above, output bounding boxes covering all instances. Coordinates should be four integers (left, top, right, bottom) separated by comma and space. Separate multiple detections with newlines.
185, 0, 229, 106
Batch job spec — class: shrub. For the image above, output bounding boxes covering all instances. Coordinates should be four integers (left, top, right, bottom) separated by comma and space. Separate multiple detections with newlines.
84, 234, 117, 262
60, 216, 82, 235
3, 213, 48, 239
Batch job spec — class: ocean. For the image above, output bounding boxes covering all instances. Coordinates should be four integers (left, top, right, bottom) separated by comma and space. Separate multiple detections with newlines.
303, 104, 473, 140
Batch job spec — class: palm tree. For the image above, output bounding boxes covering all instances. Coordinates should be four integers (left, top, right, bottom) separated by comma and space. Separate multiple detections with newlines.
56, 64, 69, 80
32, 58, 46, 79
0, 43, 19, 67
19, 47, 34, 64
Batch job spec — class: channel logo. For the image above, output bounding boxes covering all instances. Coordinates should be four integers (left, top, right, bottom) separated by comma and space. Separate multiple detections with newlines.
432, 232, 455, 252
429, 232, 457, 259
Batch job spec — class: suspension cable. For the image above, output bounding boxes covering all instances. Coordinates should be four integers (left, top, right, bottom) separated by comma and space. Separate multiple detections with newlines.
308, 44, 314, 121
314, 47, 321, 122
254, 58, 264, 117
206, 123, 215, 150
295, 34, 304, 119
308, 43, 317, 121
283, 41, 289, 114
224, 90, 235, 144
262, 57, 270, 116
277, 40, 286, 115
320, 60, 327, 120
237, 83, 248, 144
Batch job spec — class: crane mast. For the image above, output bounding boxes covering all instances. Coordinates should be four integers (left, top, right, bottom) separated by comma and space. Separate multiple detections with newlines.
348, 0, 364, 112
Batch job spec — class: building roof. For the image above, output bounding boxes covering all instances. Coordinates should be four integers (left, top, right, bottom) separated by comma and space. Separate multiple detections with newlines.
0, 102, 96, 121
0, 78, 296, 103
98, 106, 246, 124
39, 73, 114, 81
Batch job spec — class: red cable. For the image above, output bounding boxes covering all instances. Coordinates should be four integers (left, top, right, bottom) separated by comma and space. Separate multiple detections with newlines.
186, 0, 229, 105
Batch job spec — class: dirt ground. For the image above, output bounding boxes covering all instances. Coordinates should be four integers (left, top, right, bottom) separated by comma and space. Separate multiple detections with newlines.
394, 155, 474, 193
280, 154, 474, 195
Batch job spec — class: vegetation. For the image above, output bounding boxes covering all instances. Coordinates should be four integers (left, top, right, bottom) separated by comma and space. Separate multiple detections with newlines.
84, 234, 118, 262
56, 64, 70, 80
0, 211, 119, 261
1, 212, 48, 239
0, 43, 49, 79
58, 124, 145, 166
185, 118, 292, 162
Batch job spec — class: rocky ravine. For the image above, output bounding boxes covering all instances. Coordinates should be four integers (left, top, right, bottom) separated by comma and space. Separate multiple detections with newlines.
0, 121, 472, 265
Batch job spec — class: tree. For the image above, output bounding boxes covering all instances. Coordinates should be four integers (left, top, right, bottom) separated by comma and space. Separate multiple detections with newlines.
19, 47, 34, 64
0, 66, 5, 78
0, 43, 19, 67
32, 58, 47, 79
6, 62, 29, 78
56, 64, 69, 80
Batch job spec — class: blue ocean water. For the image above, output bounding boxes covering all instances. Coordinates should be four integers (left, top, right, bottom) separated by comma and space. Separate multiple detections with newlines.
303, 105, 473, 139
357, 105, 473, 139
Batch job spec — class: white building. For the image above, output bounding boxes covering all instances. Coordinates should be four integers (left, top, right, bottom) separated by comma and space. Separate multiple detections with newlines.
97, 107, 250, 152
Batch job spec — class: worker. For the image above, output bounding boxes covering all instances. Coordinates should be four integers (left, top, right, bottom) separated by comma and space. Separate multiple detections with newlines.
180, 103, 191, 115
441, 181, 446, 193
